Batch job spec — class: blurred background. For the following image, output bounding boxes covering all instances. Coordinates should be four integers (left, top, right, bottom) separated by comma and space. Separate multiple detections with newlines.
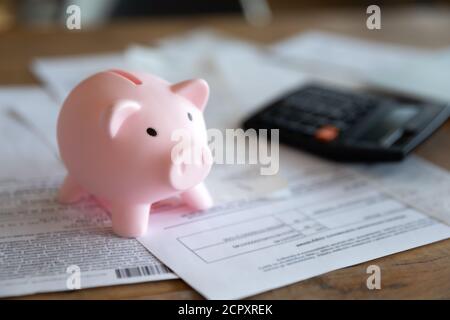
1, 0, 450, 99
0, 0, 450, 31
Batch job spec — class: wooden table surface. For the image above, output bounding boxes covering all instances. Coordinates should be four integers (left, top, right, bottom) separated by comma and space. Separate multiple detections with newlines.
2, 6, 450, 299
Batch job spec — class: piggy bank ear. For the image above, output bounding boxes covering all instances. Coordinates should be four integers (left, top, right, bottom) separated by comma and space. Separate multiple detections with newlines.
171, 79, 209, 111
103, 100, 141, 139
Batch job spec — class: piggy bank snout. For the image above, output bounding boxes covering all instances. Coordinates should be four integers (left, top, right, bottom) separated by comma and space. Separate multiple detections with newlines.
169, 145, 213, 191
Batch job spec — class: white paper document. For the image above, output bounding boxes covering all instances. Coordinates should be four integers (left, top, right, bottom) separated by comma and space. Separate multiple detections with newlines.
272, 30, 450, 102
0, 177, 178, 298
138, 150, 450, 299
127, 30, 306, 117
0, 87, 63, 179
32, 53, 129, 103
356, 156, 450, 226
272, 31, 428, 81
366, 49, 450, 102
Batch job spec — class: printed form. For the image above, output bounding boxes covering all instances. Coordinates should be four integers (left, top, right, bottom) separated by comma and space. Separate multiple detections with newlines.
139, 150, 450, 299
0, 177, 177, 298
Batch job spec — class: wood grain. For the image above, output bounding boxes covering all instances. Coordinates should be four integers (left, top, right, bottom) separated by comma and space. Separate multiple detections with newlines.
2, 6, 449, 299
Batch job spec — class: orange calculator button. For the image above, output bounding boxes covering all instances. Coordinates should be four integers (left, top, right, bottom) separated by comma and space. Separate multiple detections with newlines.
315, 125, 339, 142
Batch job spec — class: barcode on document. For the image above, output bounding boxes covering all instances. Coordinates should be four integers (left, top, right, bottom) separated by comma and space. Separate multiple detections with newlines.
115, 265, 171, 279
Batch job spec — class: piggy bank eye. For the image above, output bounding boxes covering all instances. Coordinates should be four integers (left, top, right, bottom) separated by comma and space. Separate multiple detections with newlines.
187, 112, 193, 121
146, 128, 157, 137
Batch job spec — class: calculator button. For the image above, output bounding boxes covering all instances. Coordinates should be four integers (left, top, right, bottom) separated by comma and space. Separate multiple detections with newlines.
315, 125, 339, 142
330, 120, 348, 131
298, 125, 316, 136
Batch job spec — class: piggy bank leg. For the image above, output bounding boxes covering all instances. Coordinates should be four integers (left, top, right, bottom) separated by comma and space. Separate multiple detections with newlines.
111, 202, 150, 238
181, 183, 213, 211
58, 175, 86, 204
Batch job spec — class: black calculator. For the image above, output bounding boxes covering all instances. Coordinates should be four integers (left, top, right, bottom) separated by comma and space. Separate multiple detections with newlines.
243, 84, 450, 161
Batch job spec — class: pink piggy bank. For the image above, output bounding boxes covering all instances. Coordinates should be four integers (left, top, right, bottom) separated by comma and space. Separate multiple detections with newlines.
57, 69, 213, 237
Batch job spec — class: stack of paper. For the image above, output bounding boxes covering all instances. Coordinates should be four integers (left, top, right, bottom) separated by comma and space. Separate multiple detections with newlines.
1, 29, 449, 299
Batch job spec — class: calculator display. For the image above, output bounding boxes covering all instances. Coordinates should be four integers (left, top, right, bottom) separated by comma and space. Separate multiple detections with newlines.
362, 106, 419, 143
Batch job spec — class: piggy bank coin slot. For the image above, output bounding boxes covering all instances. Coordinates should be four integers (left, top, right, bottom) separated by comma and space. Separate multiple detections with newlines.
109, 69, 142, 85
